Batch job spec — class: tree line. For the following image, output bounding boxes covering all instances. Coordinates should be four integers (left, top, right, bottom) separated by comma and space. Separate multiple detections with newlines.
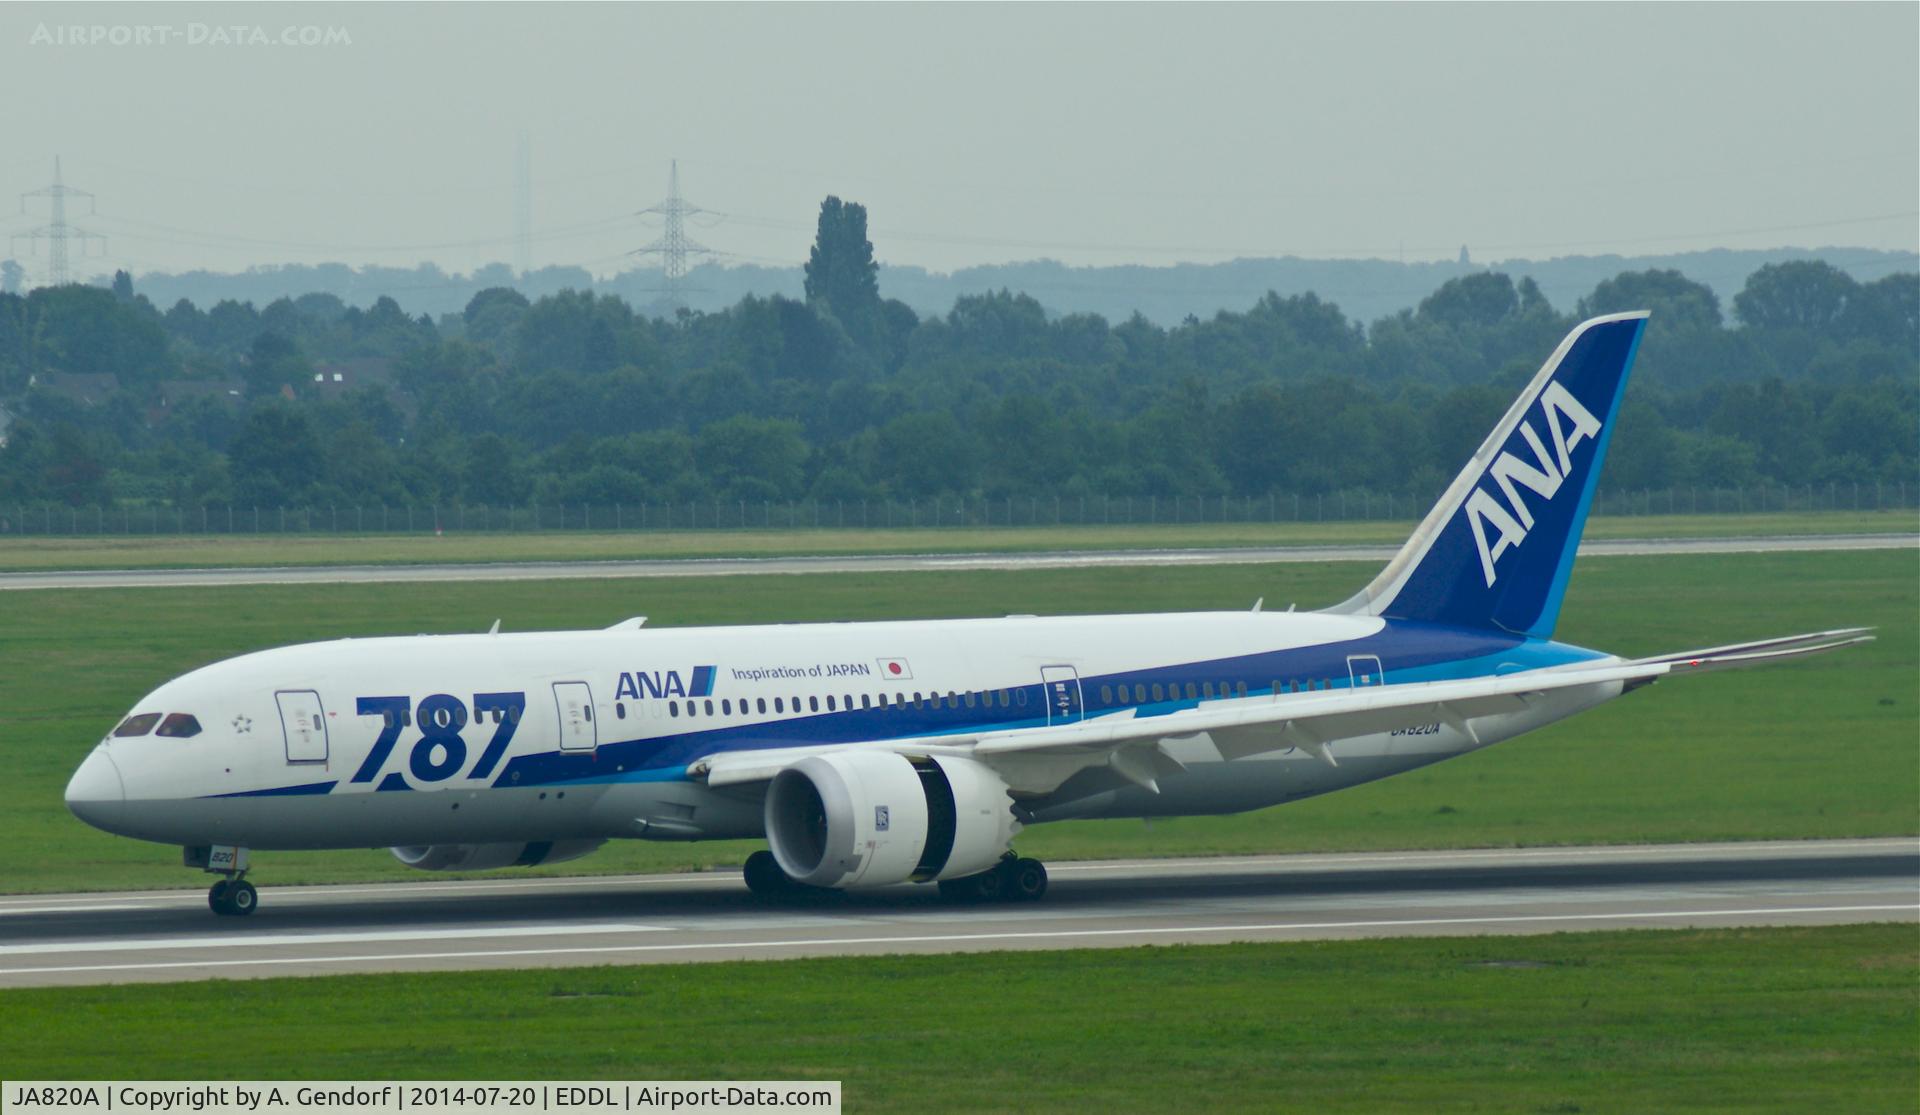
0, 198, 1913, 513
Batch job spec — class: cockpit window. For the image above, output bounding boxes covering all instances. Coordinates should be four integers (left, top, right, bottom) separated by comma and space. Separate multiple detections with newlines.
156, 713, 203, 738
113, 713, 163, 737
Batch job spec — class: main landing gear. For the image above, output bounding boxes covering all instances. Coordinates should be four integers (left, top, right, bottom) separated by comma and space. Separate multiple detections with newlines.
742, 850, 830, 901
937, 854, 1049, 904
739, 850, 1049, 903
186, 844, 258, 917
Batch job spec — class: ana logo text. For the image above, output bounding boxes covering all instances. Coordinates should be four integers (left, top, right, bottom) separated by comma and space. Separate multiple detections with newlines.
1464, 382, 1602, 587
614, 666, 716, 701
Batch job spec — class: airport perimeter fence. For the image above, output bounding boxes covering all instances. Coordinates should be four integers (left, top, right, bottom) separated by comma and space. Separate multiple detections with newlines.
0, 482, 1913, 537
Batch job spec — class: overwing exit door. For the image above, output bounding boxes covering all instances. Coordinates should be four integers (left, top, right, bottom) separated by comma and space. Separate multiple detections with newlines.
1347, 655, 1384, 689
1041, 665, 1083, 725
553, 682, 598, 751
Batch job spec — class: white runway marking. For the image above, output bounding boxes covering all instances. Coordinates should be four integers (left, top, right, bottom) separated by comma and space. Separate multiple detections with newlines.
1046, 838, 1920, 873
0, 922, 669, 957
0, 904, 149, 916
2, 904, 1909, 978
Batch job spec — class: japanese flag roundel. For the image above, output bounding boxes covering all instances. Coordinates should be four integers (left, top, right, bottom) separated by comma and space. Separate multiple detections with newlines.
876, 657, 913, 680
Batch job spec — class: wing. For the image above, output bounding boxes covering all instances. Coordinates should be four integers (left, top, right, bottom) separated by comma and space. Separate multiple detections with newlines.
693, 628, 1872, 793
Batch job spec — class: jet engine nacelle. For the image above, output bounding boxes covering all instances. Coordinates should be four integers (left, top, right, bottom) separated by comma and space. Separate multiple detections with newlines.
764, 750, 1020, 889
390, 839, 607, 872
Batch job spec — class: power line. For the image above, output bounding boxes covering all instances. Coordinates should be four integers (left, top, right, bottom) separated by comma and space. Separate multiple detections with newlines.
85, 211, 630, 255
13, 157, 107, 287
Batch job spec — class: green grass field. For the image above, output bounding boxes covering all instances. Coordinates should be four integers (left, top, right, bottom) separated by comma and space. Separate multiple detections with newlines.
0, 509, 1911, 571
2, 548, 1912, 894
3, 925, 1913, 1112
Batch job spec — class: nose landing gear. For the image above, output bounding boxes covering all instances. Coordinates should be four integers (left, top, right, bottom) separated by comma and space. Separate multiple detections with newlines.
208, 877, 258, 917
186, 844, 258, 917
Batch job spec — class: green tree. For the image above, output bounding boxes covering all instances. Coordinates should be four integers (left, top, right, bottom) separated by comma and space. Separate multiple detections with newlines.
24, 284, 177, 384
870, 412, 973, 497
695, 415, 809, 500
42, 423, 112, 506
1578, 269, 1722, 333
464, 286, 530, 324
228, 405, 321, 506
242, 331, 310, 398
1840, 272, 1918, 352
1417, 272, 1519, 329
804, 197, 882, 346
461, 432, 523, 505
1733, 261, 1858, 331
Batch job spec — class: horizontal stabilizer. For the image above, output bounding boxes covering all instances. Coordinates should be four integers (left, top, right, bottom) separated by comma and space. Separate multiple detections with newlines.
1621, 628, 1874, 674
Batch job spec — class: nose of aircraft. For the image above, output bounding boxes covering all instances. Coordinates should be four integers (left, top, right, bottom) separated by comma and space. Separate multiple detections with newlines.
66, 746, 126, 832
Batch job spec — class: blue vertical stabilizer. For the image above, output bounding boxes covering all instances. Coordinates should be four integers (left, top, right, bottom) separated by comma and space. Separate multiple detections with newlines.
1329, 312, 1648, 638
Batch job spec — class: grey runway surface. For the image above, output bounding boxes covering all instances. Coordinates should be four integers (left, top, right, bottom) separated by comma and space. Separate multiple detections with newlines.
2, 838, 1912, 987
3, 533, 1913, 590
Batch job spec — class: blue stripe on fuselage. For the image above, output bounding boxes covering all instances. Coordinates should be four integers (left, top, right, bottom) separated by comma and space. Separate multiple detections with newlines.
491, 621, 1605, 789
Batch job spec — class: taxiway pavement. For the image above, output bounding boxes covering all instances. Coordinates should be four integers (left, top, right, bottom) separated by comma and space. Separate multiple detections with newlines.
1, 533, 1912, 591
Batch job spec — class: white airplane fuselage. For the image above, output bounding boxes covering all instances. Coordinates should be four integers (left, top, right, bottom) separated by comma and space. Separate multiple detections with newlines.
70, 611, 1618, 851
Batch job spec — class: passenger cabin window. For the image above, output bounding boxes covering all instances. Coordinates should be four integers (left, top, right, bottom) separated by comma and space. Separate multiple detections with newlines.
113, 713, 162, 738
1236, 682, 1248, 698
810, 696, 820, 713
669, 701, 680, 717
1099, 685, 1113, 704
774, 698, 784, 713
1185, 683, 1198, 700
615, 702, 627, 719
156, 713, 202, 738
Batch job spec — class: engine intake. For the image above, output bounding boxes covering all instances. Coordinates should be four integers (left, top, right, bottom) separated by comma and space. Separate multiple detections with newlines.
764, 751, 1018, 889
390, 839, 606, 872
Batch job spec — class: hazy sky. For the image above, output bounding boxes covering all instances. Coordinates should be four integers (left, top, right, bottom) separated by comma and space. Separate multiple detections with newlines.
3, 2, 1915, 281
